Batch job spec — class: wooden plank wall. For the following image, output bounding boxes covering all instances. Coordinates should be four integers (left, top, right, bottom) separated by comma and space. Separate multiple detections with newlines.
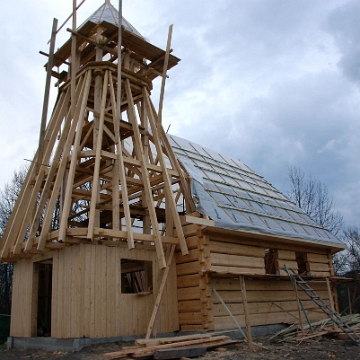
211, 278, 330, 330
10, 243, 179, 339
10, 259, 36, 337
51, 244, 178, 338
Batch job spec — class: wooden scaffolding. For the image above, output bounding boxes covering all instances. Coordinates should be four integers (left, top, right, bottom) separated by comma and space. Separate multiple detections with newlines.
0, 1, 194, 269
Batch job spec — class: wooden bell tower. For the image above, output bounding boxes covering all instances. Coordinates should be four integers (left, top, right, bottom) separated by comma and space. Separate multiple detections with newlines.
0, 1, 194, 269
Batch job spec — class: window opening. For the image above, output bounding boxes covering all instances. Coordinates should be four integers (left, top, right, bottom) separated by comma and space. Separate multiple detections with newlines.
264, 248, 276, 274
296, 252, 307, 274
121, 259, 153, 294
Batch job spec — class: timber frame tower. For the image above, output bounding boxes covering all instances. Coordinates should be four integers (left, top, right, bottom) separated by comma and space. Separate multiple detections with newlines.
0, 1, 194, 268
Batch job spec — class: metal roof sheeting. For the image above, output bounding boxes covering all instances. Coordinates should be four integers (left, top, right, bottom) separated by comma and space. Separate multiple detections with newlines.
168, 134, 343, 247
82, 2, 143, 38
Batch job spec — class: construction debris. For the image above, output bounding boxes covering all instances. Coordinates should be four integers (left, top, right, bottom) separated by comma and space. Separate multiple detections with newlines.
103, 334, 240, 359
270, 313, 360, 344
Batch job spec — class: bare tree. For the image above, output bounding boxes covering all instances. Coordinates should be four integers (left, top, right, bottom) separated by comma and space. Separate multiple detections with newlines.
343, 227, 360, 272
0, 167, 27, 314
287, 166, 344, 235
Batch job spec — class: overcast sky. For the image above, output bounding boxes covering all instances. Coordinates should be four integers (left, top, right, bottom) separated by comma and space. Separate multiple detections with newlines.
0, 0, 359, 229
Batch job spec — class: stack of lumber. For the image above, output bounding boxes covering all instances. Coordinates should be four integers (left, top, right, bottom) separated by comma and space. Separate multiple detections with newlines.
270, 314, 360, 344
103, 333, 240, 359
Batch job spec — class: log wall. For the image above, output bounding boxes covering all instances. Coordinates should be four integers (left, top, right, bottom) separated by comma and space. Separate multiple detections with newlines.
176, 223, 337, 332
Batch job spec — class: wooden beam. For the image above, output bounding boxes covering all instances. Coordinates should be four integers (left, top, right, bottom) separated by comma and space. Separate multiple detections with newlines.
146, 245, 175, 339
37, 18, 58, 175
294, 278, 305, 336
143, 89, 188, 256
87, 70, 109, 240
149, 101, 195, 213
58, 70, 92, 242
125, 79, 166, 269
109, 71, 134, 248
239, 276, 253, 352
0, 88, 71, 259
26, 83, 82, 251
157, 25, 172, 125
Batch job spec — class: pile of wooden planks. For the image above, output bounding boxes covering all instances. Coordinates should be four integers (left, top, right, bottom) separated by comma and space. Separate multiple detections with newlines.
103, 333, 240, 359
270, 314, 360, 344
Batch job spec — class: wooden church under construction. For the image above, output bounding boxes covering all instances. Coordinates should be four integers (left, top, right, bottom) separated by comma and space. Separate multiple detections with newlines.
0, 0, 346, 344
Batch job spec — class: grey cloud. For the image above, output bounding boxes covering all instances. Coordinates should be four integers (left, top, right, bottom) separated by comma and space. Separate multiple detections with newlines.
326, 0, 360, 83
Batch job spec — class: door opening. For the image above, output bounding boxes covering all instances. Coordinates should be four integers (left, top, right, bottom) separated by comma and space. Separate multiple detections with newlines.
36, 262, 53, 337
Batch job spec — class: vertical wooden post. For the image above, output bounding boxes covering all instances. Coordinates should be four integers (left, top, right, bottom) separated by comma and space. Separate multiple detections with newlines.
158, 25, 173, 124
117, 0, 122, 120
38, 18, 58, 174
239, 276, 253, 352
71, 0, 77, 119
326, 277, 337, 330
293, 280, 305, 336
145, 245, 175, 339
347, 285, 352, 315
58, 71, 92, 242
87, 71, 109, 240
125, 79, 166, 269
108, 72, 134, 247
351, 274, 360, 313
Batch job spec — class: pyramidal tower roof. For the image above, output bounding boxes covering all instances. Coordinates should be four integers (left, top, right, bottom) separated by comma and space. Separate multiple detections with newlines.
82, 0, 143, 38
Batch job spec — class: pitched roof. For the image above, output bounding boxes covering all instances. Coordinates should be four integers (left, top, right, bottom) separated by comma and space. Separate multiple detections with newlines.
79, 1, 143, 38
168, 134, 344, 248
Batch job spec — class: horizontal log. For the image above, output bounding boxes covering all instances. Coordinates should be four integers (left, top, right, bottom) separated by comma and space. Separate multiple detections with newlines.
186, 236, 200, 250
211, 290, 330, 303
179, 312, 203, 325
277, 269, 295, 276
178, 287, 201, 301
93, 228, 179, 244
307, 271, 331, 277
306, 262, 330, 272
212, 278, 328, 292
305, 253, 330, 264
209, 253, 265, 269
180, 324, 205, 332
208, 265, 265, 276
274, 249, 296, 261
212, 299, 318, 317
209, 241, 264, 258
135, 333, 213, 346
176, 249, 199, 264
182, 224, 199, 238
178, 300, 202, 313
275, 259, 298, 271
177, 274, 200, 288
176, 261, 199, 276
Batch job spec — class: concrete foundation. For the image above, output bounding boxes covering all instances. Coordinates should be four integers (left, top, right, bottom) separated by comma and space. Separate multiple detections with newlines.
7, 324, 286, 352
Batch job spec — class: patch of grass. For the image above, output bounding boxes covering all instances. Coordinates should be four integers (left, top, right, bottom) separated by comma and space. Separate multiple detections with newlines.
0, 343, 7, 350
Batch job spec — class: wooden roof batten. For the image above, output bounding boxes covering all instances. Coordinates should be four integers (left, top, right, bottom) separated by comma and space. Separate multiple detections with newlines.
0, 1, 193, 269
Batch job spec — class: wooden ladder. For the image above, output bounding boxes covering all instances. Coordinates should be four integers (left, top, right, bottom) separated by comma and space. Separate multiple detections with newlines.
285, 266, 360, 345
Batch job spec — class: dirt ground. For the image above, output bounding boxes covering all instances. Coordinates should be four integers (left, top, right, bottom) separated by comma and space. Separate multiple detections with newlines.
0, 335, 359, 360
